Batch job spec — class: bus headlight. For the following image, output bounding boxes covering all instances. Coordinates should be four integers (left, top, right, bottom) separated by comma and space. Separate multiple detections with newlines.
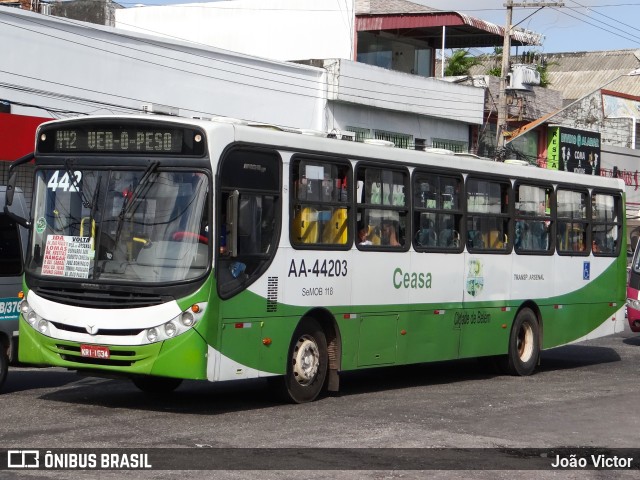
20, 299, 30, 315
147, 328, 158, 343
20, 300, 50, 335
626, 298, 640, 311
142, 303, 206, 344
37, 319, 49, 334
180, 312, 194, 327
26, 310, 38, 326
164, 322, 177, 337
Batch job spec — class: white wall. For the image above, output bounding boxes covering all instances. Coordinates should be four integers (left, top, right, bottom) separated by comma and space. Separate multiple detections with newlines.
602, 144, 640, 215
116, 0, 355, 62
328, 103, 470, 148
0, 6, 327, 130
327, 60, 485, 126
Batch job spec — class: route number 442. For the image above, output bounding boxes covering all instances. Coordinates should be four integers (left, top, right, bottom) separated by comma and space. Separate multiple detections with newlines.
47, 170, 82, 192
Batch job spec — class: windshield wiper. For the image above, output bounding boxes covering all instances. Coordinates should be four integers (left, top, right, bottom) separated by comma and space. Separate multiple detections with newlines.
114, 161, 160, 246
64, 159, 92, 209
89, 179, 102, 279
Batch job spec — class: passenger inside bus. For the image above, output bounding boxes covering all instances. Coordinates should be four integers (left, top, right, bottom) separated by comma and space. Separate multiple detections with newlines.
438, 227, 459, 248
415, 217, 437, 247
381, 220, 401, 246
358, 221, 372, 245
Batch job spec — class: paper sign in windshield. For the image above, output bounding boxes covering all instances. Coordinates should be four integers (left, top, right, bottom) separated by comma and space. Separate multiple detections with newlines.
42, 235, 93, 278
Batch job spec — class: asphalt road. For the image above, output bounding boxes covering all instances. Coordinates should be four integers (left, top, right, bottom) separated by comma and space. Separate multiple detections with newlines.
1, 324, 639, 480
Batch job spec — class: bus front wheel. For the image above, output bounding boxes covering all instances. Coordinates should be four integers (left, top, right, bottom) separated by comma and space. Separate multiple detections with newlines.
274, 318, 328, 403
132, 376, 182, 394
505, 308, 540, 376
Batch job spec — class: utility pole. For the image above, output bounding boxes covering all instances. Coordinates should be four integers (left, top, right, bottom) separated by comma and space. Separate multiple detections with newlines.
495, 1, 513, 156
495, 1, 564, 158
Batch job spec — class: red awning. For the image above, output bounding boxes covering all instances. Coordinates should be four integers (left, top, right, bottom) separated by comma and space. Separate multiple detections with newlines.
355, 12, 542, 48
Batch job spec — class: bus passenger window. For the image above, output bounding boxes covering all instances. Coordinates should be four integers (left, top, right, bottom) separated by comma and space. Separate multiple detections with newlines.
466, 177, 510, 253
591, 192, 621, 256
291, 159, 351, 247
412, 171, 462, 252
514, 184, 553, 254
557, 189, 588, 255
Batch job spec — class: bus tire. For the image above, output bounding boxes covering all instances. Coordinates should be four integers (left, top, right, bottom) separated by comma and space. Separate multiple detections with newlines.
0, 346, 7, 391
505, 308, 540, 376
132, 376, 182, 394
276, 318, 328, 404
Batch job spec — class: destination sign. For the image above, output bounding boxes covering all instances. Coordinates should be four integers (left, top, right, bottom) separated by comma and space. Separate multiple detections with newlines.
37, 123, 205, 156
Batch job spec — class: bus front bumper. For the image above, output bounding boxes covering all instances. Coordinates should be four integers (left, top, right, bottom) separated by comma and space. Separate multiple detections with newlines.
18, 317, 209, 380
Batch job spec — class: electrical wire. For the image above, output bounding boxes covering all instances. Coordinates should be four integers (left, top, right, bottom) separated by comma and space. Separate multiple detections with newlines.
566, 0, 640, 37
10, 7, 485, 102
0, 9, 485, 117
0, 14, 484, 124
549, 2, 640, 45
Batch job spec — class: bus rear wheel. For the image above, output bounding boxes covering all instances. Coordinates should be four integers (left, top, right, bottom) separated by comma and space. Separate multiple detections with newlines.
505, 308, 540, 376
132, 376, 182, 394
274, 318, 328, 403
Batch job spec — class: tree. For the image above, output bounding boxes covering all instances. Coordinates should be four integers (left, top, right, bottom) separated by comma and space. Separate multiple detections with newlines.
444, 49, 482, 76
535, 60, 556, 88
486, 47, 502, 77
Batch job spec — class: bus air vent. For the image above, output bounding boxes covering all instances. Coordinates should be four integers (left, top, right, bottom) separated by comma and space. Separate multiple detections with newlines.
35, 286, 166, 309
267, 276, 278, 312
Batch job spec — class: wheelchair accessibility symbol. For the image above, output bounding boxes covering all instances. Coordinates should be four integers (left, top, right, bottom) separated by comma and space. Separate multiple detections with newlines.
583, 261, 590, 280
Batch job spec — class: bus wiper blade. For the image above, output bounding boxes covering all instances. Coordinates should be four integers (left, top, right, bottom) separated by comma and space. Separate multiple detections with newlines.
90, 179, 102, 279
115, 161, 159, 245
119, 161, 159, 220
64, 159, 92, 209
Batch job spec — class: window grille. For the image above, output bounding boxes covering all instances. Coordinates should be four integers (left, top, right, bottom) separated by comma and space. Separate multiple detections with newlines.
431, 138, 468, 153
346, 126, 371, 143
374, 130, 413, 149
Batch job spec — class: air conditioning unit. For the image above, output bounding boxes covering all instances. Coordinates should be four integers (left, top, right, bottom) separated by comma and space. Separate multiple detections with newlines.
507, 64, 541, 91
327, 130, 356, 141
140, 103, 179, 116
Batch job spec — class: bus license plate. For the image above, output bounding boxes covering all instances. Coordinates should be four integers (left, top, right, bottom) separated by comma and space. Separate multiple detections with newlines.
80, 344, 110, 359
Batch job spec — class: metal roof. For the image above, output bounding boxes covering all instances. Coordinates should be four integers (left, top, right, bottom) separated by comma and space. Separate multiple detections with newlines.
544, 49, 640, 103
355, 0, 542, 48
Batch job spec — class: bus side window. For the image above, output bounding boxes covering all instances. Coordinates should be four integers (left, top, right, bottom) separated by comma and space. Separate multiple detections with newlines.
237, 195, 262, 254
291, 160, 351, 247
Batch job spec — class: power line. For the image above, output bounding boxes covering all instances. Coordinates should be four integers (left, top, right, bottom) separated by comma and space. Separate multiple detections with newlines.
561, 0, 640, 42
548, 6, 640, 45
0, 10, 485, 118
0, 7, 484, 106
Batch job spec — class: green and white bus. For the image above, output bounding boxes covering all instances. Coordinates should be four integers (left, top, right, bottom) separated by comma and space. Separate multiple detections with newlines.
4, 115, 626, 403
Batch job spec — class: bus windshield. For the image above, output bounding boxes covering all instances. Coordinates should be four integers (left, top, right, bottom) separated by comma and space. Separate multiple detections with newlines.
28, 168, 209, 284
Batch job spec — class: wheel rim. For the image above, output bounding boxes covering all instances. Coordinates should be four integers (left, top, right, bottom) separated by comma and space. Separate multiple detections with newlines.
517, 322, 534, 362
292, 335, 320, 386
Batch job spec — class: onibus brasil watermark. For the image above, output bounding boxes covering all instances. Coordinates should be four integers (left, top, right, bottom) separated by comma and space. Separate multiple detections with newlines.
7, 450, 151, 470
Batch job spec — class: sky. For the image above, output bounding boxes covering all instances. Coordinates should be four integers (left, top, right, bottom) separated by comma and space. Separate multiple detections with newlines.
414, 0, 640, 54
117, 0, 640, 54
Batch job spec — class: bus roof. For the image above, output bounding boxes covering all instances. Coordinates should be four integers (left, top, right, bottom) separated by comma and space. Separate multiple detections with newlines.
35, 115, 625, 192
